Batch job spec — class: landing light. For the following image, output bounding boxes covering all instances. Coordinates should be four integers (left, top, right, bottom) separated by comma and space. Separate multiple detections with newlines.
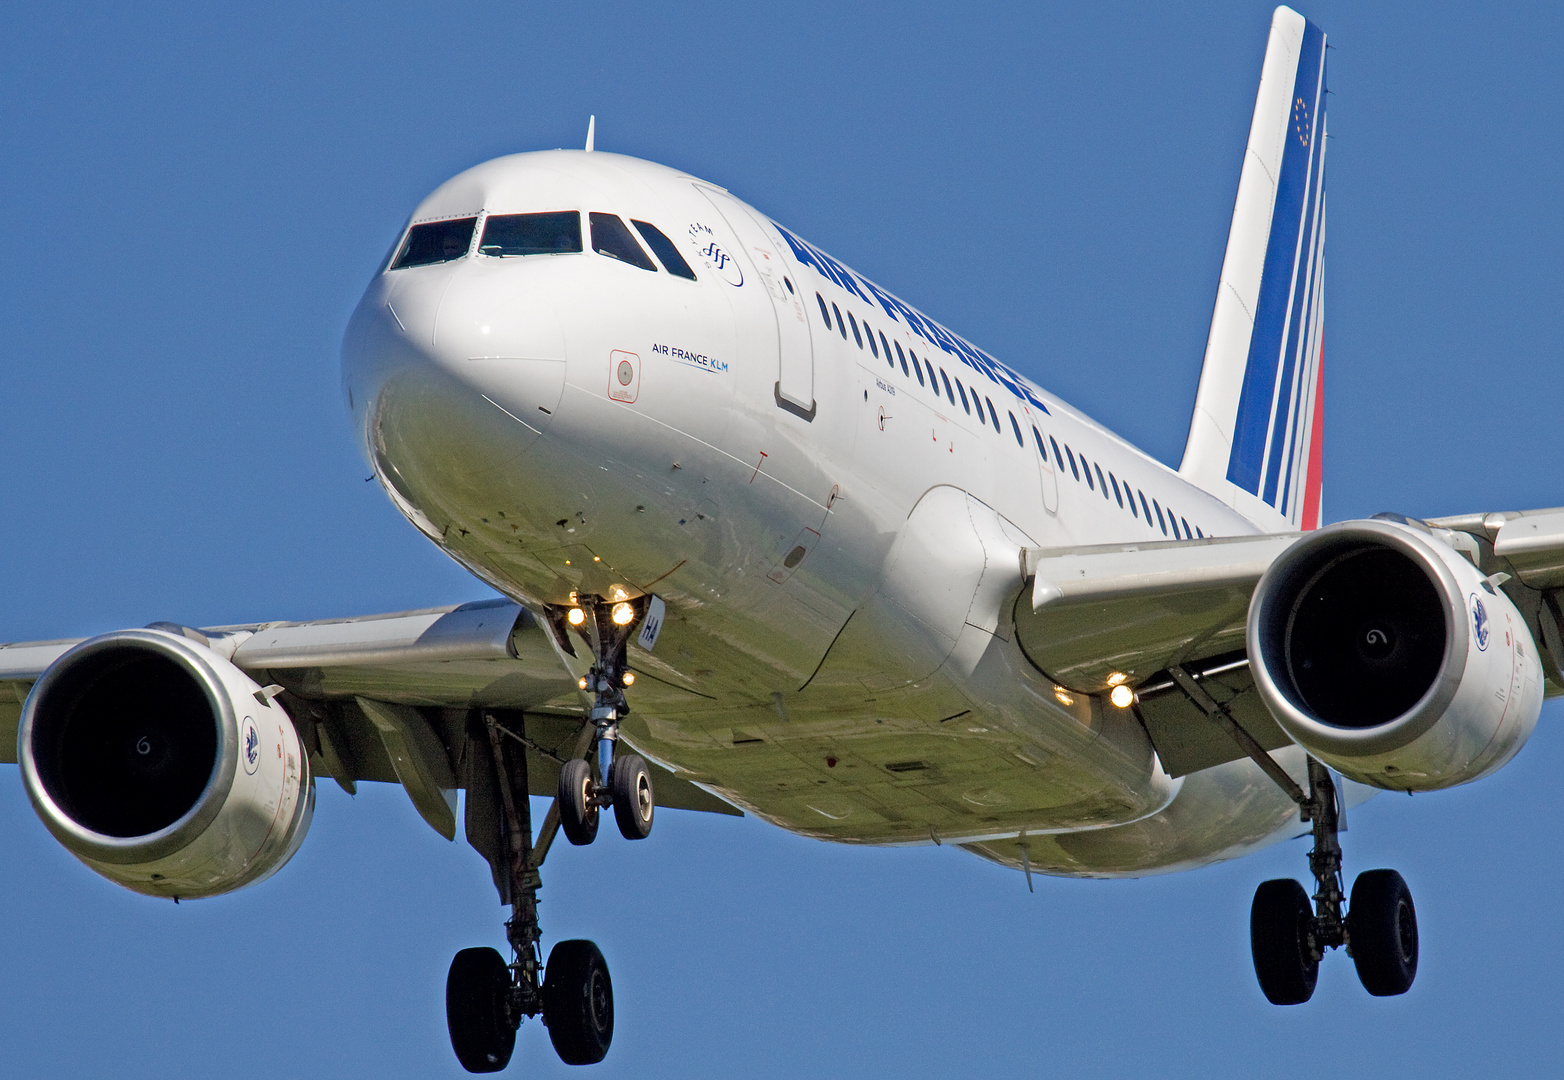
622, 672, 635, 687
1106, 671, 1128, 687
1110, 684, 1136, 709
567, 608, 586, 626
1054, 686, 1075, 707
578, 676, 590, 691
611, 602, 634, 626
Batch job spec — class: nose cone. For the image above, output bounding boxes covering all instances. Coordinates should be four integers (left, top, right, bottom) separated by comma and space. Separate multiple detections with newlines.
341, 261, 569, 538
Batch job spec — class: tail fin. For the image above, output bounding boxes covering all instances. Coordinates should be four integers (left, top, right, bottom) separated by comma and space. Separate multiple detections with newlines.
1181, 6, 1327, 532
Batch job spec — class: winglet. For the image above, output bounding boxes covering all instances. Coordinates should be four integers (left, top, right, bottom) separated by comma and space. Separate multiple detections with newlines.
585, 115, 595, 152
1181, 6, 1327, 532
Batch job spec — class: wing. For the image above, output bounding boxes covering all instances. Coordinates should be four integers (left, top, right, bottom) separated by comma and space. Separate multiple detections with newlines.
1015, 509, 1564, 777
0, 598, 740, 833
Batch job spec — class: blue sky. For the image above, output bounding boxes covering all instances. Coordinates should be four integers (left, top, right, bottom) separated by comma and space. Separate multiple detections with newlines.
2, 1, 1562, 1076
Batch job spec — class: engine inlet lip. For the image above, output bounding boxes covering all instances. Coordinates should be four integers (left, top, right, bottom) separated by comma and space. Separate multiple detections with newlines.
18, 629, 239, 866
1247, 520, 1466, 758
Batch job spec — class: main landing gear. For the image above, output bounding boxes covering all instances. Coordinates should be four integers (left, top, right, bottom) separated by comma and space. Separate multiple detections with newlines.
1166, 667, 1417, 1006
1249, 759, 1418, 1004
445, 594, 654, 1072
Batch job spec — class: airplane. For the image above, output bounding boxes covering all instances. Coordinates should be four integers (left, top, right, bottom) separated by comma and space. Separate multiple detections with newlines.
3, 4, 1560, 1071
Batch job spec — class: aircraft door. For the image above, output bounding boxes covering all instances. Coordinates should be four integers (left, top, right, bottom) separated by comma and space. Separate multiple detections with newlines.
697, 187, 816, 420
1024, 405, 1059, 514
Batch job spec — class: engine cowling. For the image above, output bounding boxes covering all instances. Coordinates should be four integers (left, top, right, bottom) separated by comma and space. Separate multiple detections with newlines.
1248, 518, 1544, 791
18, 628, 314, 899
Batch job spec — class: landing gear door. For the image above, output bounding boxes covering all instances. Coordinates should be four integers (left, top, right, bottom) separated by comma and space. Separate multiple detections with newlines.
697, 186, 816, 420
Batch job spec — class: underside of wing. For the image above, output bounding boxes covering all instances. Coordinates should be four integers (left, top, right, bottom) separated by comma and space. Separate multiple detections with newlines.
0, 599, 740, 825
1014, 511, 1564, 778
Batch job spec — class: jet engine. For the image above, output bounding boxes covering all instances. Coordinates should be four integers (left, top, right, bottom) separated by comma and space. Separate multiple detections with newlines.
18, 628, 314, 899
1247, 517, 1544, 791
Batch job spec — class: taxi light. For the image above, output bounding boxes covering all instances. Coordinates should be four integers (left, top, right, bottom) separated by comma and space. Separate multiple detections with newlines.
1053, 686, 1075, 707
622, 672, 635, 687
567, 607, 586, 626
1106, 671, 1128, 687
611, 602, 634, 626
1110, 684, 1135, 709
577, 676, 590, 691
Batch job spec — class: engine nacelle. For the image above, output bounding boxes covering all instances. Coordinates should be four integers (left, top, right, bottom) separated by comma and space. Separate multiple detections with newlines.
1248, 518, 1544, 791
18, 628, 314, 899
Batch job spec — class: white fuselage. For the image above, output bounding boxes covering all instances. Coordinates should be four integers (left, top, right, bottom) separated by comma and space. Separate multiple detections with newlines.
342, 150, 1328, 878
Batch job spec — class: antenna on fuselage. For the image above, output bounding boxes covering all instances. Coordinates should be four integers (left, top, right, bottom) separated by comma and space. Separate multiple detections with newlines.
585, 115, 595, 152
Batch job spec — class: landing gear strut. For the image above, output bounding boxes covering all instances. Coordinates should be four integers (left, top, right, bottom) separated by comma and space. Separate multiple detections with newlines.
1249, 759, 1418, 1004
556, 592, 655, 846
446, 591, 657, 1072
1167, 666, 1418, 1005
444, 712, 620, 1072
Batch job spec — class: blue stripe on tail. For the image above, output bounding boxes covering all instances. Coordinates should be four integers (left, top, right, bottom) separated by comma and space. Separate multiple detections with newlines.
1226, 21, 1326, 499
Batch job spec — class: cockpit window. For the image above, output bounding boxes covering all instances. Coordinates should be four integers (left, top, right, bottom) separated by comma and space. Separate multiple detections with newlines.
478, 211, 582, 257
631, 220, 697, 280
590, 213, 656, 271
390, 217, 477, 269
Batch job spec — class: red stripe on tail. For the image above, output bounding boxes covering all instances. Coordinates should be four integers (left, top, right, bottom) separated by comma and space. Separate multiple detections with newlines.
1299, 339, 1325, 530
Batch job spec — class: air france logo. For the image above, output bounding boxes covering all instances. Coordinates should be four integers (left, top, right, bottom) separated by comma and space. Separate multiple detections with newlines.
688, 223, 743, 287
241, 716, 261, 774
1470, 594, 1490, 651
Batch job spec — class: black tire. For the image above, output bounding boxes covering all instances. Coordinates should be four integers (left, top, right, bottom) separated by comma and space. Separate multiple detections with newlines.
446, 947, 516, 1073
543, 939, 614, 1066
1348, 869, 1418, 996
609, 753, 655, 840
1250, 878, 1319, 1005
559, 758, 599, 846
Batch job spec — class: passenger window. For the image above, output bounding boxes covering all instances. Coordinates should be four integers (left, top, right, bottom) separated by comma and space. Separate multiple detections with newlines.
817, 293, 832, 329
901, 349, 913, 377
985, 398, 1001, 433
893, 341, 906, 372
1095, 464, 1109, 499
477, 212, 580, 258
880, 332, 893, 367
1082, 455, 1095, 490
940, 369, 955, 405
1196, 526, 1205, 538
832, 303, 847, 340
631, 220, 696, 278
925, 359, 940, 393
1109, 471, 1124, 508
1063, 444, 1081, 480
913, 357, 926, 386
1049, 436, 1065, 473
956, 378, 970, 413
1153, 498, 1168, 535
866, 325, 879, 358
1181, 517, 1192, 539
1031, 426, 1047, 461
1139, 490, 1153, 523
848, 311, 864, 348
1008, 412, 1024, 446
589, 213, 656, 270
391, 217, 478, 268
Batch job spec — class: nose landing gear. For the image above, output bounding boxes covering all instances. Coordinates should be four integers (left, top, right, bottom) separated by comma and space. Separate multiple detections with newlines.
556, 593, 656, 846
